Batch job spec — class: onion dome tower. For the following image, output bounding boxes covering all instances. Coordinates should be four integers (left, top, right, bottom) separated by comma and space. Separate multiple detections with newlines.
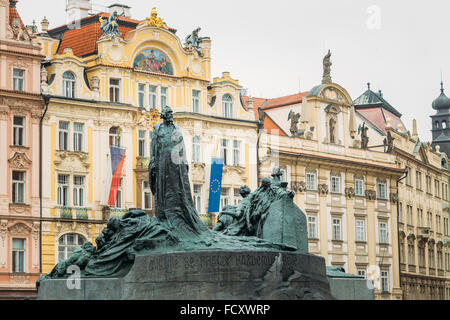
431, 82, 450, 156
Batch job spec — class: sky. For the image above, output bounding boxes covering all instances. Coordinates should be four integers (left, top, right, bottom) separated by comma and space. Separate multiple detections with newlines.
17, 0, 450, 142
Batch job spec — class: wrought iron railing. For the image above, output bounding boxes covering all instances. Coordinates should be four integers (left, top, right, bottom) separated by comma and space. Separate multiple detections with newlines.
59, 206, 73, 219
75, 208, 89, 220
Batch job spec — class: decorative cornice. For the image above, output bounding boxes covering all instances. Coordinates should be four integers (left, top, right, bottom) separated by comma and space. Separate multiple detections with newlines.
8, 151, 32, 169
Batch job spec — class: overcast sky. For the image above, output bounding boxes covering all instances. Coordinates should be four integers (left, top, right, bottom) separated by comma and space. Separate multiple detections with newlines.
18, 0, 450, 141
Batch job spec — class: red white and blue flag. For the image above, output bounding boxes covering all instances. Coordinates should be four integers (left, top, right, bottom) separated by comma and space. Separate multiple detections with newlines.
107, 146, 126, 207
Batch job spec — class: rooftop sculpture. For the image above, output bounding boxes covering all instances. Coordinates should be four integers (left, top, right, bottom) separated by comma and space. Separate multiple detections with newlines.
99, 10, 124, 38
185, 27, 206, 57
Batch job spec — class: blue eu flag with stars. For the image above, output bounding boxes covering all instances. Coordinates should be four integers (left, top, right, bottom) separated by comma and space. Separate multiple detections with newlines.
208, 158, 224, 213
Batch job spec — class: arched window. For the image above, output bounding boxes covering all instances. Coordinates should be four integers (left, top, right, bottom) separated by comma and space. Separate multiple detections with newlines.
442, 121, 447, 129
58, 233, 85, 262
436, 121, 440, 129
63, 71, 76, 98
109, 127, 121, 147
192, 136, 201, 163
222, 94, 233, 118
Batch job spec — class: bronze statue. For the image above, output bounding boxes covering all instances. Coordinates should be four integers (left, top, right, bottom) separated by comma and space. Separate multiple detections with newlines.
100, 10, 124, 38
185, 27, 206, 57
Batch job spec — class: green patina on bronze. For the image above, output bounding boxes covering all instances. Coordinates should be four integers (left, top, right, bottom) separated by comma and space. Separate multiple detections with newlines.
37, 106, 308, 287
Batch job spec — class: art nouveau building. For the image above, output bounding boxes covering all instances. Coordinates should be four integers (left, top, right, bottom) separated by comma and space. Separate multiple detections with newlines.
34, 3, 258, 274
0, 0, 45, 299
250, 71, 404, 299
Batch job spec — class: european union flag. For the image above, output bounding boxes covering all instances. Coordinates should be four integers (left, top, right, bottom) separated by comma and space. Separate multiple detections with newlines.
207, 158, 224, 213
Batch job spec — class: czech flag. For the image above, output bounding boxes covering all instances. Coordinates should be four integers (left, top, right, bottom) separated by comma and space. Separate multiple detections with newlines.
107, 146, 126, 207
207, 158, 224, 213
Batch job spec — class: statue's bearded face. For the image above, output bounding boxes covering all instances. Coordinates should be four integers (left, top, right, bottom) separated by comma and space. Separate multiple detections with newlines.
162, 108, 173, 124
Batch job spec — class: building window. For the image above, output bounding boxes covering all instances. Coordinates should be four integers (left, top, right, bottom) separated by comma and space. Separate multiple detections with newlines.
142, 181, 152, 210
73, 123, 84, 152
192, 136, 201, 163
398, 202, 403, 223
405, 166, 412, 186
232, 140, 241, 167
73, 176, 85, 207
13, 116, 25, 146
193, 184, 202, 213
12, 171, 25, 204
138, 130, 146, 157
419, 243, 425, 267
220, 139, 229, 165
58, 234, 85, 262
307, 216, 317, 239
59, 121, 69, 151
426, 175, 431, 193
417, 208, 423, 227
12, 239, 25, 273
332, 218, 341, 241
109, 78, 121, 103
357, 269, 366, 279
436, 215, 441, 233
379, 222, 388, 244
435, 179, 440, 198
109, 127, 121, 147
306, 172, 316, 190
355, 178, 364, 196
416, 171, 422, 190
13, 69, 24, 91
160, 87, 168, 109
331, 175, 341, 193
377, 182, 387, 200
220, 188, 229, 211
427, 212, 433, 228
138, 84, 145, 108
233, 188, 242, 206
192, 90, 200, 113
407, 205, 413, 225
355, 219, 365, 242
115, 178, 123, 209
62, 71, 75, 98
408, 243, 415, 265
57, 174, 69, 206
444, 217, 449, 236
428, 247, 435, 269
380, 271, 389, 292
222, 94, 233, 118
149, 85, 157, 110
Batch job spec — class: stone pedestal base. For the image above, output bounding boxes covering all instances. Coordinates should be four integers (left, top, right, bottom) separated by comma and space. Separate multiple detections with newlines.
37, 250, 334, 300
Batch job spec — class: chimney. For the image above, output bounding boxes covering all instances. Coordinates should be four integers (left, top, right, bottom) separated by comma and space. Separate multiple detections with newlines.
66, 0, 91, 22
247, 96, 254, 111
41, 16, 49, 33
108, 4, 131, 18
412, 119, 418, 138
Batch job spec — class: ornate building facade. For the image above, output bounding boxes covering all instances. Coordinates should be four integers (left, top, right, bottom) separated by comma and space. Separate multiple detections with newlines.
248, 56, 404, 299
0, 0, 45, 299
34, 4, 258, 274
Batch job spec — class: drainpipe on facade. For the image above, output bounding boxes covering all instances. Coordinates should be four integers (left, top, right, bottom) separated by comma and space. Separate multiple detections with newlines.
397, 169, 408, 299
39, 94, 50, 275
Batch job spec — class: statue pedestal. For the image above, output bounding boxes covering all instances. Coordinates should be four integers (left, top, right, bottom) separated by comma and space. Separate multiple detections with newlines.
37, 250, 334, 300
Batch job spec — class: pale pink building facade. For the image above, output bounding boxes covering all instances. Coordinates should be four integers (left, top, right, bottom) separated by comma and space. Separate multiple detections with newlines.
0, 0, 44, 299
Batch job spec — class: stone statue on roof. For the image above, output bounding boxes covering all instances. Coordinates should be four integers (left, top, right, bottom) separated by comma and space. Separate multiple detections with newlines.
99, 10, 124, 38
322, 50, 332, 84
185, 27, 206, 57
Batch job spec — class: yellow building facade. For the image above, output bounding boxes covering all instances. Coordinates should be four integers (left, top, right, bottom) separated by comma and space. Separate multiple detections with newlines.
35, 7, 257, 274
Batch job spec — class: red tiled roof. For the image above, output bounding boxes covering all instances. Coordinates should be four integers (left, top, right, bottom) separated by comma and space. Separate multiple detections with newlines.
262, 92, 309, 110
357, 107, 406, 134
9, 2, 26, 31
242, 96, 268, 120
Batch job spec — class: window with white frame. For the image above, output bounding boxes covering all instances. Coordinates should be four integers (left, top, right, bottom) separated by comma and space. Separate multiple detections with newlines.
306, 172, 316, 190
57, 174, 69, 207
161, 87, 168, 109
73, 123, 84, 152
58, 234, 85, 263
73, 176, 85, 207
192, 90, 200, 113
220, 139, 229, 165
193, 184, 202, 213
307, 216, 317, 239
59, 121, 69, 151
222, 94, 233, 118
192, 136, 201, 163
380, 271, 389, 292
377, 182, 387, 200
355, 219, 365, 242
355, 178, 364, 196
63, 71, 76, 98
379, 222, 388, 244
332, 218, 342, 241
331, 175, 341, 193
12, 239, 25, 273
232, 140, 241, 167
138, 130, 146, 157
357, 269, 366, 278
142, 181, 152, 210
233, 188, 242, 206
13, 116, 25, 146
138, 83, 145, 108
149, 85, 157, 110
220, 188, 230, 211
109, 127, 121, 147
12, 171, 25, 204
109, 78, 121, 103
407, 205, 413, 225
13, 69, 24, 91
115, 178, 123, 208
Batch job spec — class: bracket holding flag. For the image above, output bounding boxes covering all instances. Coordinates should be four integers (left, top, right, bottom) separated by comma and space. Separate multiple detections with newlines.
207, 158, 224, 213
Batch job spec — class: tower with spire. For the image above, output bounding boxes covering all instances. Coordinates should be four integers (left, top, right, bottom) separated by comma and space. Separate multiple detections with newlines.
431, 81, 450, 156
